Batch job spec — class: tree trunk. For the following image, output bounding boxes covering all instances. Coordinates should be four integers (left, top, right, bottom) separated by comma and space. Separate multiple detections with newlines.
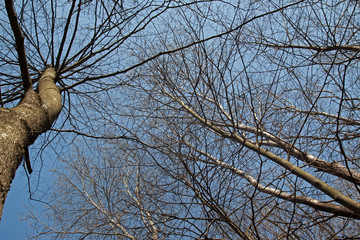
0, 68, 61, 219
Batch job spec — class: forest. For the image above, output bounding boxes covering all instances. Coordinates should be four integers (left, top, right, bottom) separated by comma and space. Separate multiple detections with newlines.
0, 0, 360, 239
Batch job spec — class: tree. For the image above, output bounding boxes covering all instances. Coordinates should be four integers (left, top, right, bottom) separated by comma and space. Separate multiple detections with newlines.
12, 0, 360, 239
0, 0, 61, 218
0, 0, 195, 220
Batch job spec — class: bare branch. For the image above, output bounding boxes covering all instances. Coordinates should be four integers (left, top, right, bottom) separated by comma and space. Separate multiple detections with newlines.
4, 0, 31, 91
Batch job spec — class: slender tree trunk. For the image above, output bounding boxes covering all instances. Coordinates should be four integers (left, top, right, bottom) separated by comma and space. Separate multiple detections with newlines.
0, 68, 61, 219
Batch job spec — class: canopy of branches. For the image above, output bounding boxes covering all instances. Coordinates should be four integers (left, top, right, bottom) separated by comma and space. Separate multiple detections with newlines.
1, 0, 360, 239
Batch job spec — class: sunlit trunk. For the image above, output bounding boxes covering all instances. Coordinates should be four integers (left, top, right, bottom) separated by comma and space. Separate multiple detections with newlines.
0, 68, 61, 219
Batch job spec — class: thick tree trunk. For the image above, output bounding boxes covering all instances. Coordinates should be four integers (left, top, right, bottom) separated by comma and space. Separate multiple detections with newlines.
0, 68, 61, 219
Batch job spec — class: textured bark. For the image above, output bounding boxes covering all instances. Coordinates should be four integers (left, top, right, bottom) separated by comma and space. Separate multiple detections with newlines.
0, 68, 61, 219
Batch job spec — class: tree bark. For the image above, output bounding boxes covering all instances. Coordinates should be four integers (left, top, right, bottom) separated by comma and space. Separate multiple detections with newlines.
0, 68, 61, 219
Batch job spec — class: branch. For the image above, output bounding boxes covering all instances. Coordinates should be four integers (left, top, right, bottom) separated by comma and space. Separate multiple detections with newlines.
4, 0, 32, 91
165, 89, 360, 214
83, 190, 136, 240
201, 93, 360, 184
50, 128, 137, 141
246, 42, 360, 52
231, 123, 360, 185
184, 140, 360, 219
60, 0, 305, 90
38, 68, 61, 124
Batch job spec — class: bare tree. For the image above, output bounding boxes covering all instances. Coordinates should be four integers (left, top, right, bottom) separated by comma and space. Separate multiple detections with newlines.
0, 0, 61, 218
0, 0, 197, 220
23, 0, 360, 239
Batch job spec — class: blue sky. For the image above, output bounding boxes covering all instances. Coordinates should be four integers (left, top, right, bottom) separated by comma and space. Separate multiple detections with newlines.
0, 169, 29, 239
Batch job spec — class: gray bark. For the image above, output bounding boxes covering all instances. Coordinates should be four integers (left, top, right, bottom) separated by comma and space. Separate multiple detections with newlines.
0, 68, 61, 219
